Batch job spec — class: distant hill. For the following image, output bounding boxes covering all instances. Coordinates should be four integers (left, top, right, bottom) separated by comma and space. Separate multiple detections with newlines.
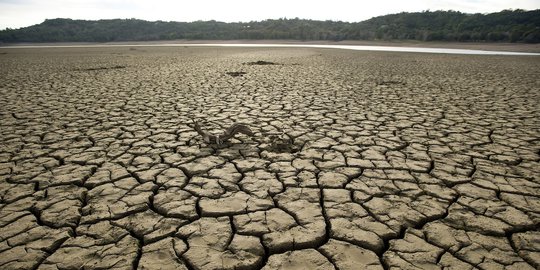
1, 9, 539, 43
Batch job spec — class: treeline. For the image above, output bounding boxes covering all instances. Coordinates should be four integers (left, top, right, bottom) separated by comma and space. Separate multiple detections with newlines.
1, 9, 539, 43
357, 9, 540, 42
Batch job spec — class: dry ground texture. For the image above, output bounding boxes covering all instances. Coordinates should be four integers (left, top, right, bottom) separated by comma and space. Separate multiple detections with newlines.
0, 46, 539, 270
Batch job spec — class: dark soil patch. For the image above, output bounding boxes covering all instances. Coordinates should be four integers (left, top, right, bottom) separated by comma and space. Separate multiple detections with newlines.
226, 71, 247, 77
268, 143, 300, 153
79, 65, 126, 71
376, 80, 405, 86
245, 60, 278, 65
266, 136, 300, 153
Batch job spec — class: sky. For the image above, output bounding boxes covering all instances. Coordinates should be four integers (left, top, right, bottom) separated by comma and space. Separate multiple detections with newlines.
1, 0, 539, 29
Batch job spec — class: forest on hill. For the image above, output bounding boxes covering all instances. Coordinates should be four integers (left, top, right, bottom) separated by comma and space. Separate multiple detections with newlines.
1, 9, 539, 43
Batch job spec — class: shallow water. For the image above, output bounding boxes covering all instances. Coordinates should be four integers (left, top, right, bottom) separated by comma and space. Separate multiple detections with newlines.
193, 44, 540, 56
2, 43, 539, 56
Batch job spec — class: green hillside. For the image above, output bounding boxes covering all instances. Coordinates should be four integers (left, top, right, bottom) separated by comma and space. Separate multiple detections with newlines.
1, 9, 539, 43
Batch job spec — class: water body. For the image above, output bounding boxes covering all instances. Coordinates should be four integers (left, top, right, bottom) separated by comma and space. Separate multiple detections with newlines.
192, 44, 540, 56
2, 43, 539, 56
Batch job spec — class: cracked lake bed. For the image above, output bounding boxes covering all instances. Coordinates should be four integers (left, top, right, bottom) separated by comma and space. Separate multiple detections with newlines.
0, 46, 539, 269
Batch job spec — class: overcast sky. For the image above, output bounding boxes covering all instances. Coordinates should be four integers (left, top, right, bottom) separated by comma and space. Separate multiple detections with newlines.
1, 0, 539, 29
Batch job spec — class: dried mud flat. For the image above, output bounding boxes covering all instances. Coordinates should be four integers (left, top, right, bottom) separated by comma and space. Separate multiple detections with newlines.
0, 46, 539, 270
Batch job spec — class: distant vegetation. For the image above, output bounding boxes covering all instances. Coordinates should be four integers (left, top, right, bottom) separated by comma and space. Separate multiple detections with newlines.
1, 9, 539, 43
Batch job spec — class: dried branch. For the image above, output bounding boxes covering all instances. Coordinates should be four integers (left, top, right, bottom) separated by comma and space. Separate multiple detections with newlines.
193, 121, 254, 145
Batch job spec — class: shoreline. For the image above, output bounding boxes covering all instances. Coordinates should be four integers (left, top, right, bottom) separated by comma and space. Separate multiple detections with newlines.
1, 39, 540, 53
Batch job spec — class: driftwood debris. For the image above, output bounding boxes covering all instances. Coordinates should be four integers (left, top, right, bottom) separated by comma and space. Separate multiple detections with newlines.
193, 121, 255, 145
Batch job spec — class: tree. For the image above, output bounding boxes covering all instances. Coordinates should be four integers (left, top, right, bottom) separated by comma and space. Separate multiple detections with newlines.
1, 9, 538, 43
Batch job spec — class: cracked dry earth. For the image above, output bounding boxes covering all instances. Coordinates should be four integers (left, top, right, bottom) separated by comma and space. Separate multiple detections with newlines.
0, 46, 539, 270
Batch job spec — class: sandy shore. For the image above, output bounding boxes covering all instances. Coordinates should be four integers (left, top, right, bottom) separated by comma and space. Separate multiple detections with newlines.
0, 47, 539, 269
